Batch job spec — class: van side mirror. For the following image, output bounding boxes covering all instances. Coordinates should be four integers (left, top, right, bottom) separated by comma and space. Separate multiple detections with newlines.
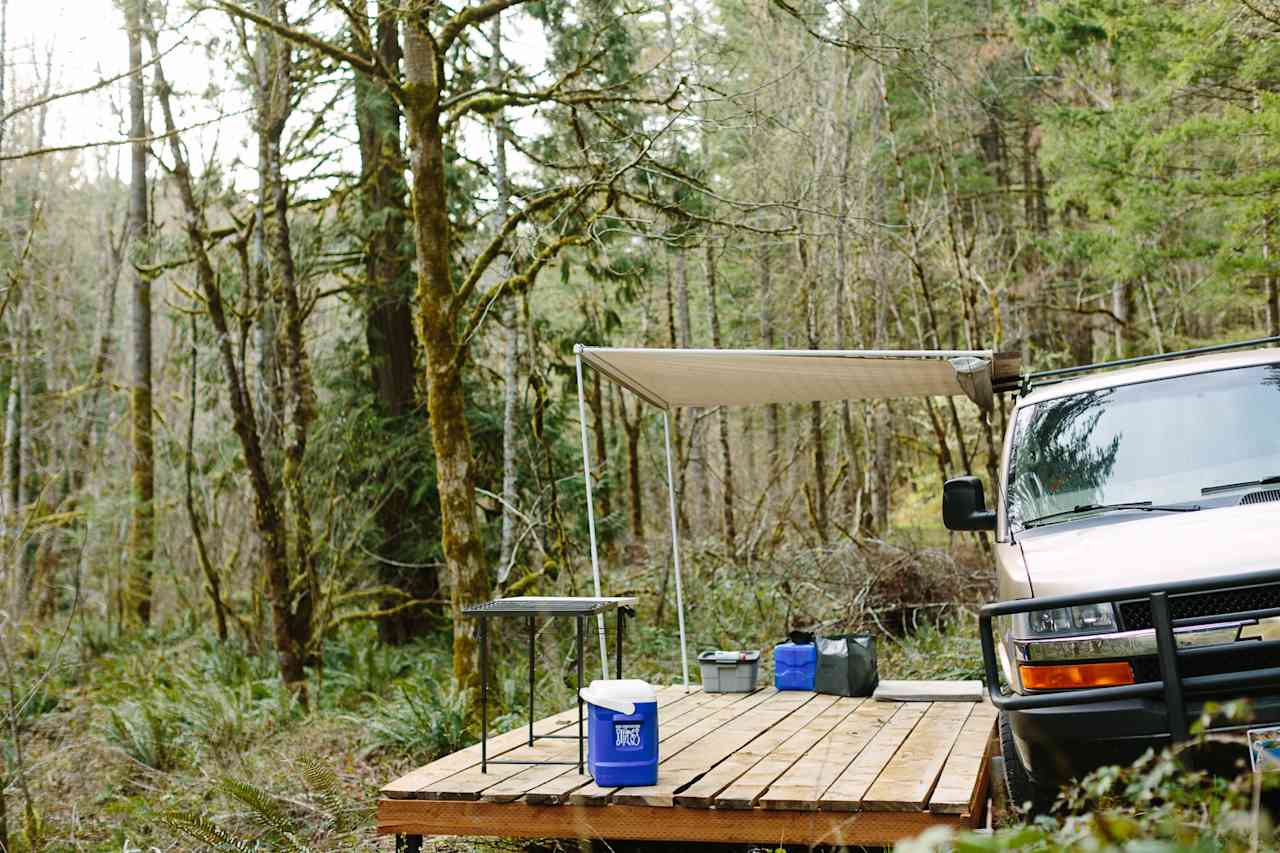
943, 476, 996, 531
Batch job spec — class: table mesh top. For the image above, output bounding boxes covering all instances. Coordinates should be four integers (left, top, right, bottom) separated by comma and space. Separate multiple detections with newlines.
463, 596, 638, 616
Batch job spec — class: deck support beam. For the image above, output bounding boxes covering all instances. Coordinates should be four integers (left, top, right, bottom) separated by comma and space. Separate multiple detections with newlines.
378, 800, 972, 846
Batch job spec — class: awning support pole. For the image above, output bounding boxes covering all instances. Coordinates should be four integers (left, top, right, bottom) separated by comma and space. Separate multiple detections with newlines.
662, 411, 690, 689
574, 346, 609, 679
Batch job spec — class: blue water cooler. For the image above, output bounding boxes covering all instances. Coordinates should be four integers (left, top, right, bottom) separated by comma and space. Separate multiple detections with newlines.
774, 642, 817, 690
579, 679, 659, 786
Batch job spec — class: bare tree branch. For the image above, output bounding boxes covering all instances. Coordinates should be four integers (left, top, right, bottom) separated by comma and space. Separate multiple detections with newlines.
1, 40, 187, 126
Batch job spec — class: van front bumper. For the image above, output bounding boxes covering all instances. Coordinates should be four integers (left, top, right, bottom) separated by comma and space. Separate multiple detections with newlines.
1008, 692, 1280, 786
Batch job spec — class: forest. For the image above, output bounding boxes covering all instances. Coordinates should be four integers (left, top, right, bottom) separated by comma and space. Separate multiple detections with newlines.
1, 0, 1279, 848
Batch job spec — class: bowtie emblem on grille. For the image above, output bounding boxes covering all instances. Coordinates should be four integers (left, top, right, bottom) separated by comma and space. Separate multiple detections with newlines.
1237, 617, 1280, 642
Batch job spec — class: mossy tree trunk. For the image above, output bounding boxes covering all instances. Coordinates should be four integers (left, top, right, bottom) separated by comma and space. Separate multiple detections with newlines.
355, 1, 440, 642
403, 16, 490, 697
124, 0, 153, 625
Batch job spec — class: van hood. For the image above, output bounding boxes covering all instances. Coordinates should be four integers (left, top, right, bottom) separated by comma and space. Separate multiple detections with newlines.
1020, 503, 1280, 598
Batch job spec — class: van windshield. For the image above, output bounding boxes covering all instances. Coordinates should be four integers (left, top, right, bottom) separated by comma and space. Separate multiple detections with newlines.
1007, 363, 1280, 531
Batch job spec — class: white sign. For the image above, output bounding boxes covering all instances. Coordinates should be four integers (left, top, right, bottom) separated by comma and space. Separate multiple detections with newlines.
615, 723, 642, 749
1248, 726, 1280, 772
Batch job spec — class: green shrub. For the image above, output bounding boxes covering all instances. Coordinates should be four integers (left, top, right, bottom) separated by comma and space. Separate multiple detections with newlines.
169, 673, 299, 760
898, 745, 1280, 852
360, 679, 470, 760
103, 700, 182, 771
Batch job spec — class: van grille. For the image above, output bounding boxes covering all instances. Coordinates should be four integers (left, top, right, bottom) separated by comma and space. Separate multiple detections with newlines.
1118, 582, 1280, 630
1241, 489, 1280, 506
1131, 642, 1280, 683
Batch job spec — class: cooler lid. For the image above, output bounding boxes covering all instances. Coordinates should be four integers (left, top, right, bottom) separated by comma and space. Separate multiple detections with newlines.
579, 678, 656, 715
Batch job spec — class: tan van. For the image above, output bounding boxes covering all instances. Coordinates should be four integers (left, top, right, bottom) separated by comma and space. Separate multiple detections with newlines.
944, 345, 1280, 811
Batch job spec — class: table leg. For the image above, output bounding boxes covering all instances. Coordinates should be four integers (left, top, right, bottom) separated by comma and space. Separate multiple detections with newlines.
480, 616, 488, 773
576, 614, 584, 774
615, 608, 624, 679
528, 614, 535, 747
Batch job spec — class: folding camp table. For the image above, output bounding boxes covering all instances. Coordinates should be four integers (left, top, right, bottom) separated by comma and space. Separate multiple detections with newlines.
463, 596, 637, 773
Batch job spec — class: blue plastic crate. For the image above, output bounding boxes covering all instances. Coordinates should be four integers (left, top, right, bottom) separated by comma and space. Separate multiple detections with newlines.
773, 642, 817, 691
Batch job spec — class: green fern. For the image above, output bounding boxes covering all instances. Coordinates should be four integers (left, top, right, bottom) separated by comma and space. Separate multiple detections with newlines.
219, 778, 300, 841
161, 812, 259, 853
300, 756, 369, 833
103, 700, 181, 770
162, 760, 368, 850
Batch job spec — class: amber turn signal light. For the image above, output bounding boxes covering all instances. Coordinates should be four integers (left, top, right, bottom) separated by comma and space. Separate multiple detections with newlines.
1019, 661, 1135, 690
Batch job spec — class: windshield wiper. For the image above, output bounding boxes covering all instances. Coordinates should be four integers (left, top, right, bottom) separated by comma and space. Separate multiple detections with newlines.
1201, 474, 1280, 496
1023, 501, 1202, 529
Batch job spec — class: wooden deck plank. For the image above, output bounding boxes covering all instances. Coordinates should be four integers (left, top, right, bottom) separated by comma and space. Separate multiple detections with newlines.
675, 693, 851, 807
377, 798, 974, 846
422, 685, 699, 800
527, 687, 776, 805
861, 701, 974, 811
712, 696, 866, 810
756, 698, 904, 811
382, 685, 694, 799
479, 686, 726, 803
568, 688, 792, 806
607, 689, 819, 807
818, 702, 929, 811
927, 702, 998, 814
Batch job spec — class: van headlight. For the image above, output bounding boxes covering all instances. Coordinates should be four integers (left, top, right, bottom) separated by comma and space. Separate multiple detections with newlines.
1014, 603, 1117, 638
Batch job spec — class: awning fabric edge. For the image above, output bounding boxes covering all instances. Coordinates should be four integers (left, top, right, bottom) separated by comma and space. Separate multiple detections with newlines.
577, 346, 1013, 412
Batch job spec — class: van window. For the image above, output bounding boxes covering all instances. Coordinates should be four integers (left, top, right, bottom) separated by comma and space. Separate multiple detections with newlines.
1007, 363, 1280, 530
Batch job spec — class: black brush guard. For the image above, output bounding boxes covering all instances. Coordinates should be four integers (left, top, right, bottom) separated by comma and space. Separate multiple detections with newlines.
981, 566, 1280, 742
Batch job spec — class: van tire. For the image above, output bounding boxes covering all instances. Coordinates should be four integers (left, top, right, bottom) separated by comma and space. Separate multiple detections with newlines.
999, 711, 1058, 815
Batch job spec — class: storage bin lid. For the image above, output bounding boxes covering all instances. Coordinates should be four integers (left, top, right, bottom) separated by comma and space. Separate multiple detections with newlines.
579, 678, 656, 715
698, 650, 760, 664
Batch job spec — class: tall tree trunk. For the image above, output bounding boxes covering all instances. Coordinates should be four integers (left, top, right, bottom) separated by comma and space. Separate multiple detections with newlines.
2, 334, 18, 568
590, 367, 611, 520
758, 237, 779, 465
620, 392, 643, 539
834, 46, 858, 530
1112, 281, 1132, 358
404, 15, 490, 700
704, 239, 735, 552
267, 81, 317, 674
674, 247, 704, 529
14, 302, 33, 607
664, 258, 689, 534
253, 0, 282, 461
185, 313, 229, 642
1266, 217, 1280, 338
125, 0, 154, 625
797, 234, 829, 543
146, 21, 306, 692
492, 13, 521, 584
355, 2, 438, 642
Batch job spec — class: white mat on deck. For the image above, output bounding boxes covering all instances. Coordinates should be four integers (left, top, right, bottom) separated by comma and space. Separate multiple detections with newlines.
873, 680, 986, 702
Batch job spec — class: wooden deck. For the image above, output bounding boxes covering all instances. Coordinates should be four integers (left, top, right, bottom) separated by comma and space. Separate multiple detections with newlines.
377, 685, 997, 847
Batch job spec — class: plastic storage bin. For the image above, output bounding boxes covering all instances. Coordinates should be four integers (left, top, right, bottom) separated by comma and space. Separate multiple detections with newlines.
697, 650, 761, 692
773, 641, 817, 691
579, 679, 659, 786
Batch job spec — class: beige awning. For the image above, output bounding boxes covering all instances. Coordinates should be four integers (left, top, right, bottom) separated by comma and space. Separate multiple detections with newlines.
577, 347, 1022, 412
